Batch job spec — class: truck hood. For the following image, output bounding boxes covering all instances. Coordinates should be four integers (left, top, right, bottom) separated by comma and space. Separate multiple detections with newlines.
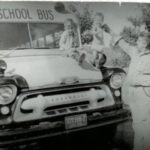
3, 55, 102, 88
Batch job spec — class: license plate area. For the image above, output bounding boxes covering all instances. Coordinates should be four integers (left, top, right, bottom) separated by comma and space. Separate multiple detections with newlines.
65, 114, 87, 130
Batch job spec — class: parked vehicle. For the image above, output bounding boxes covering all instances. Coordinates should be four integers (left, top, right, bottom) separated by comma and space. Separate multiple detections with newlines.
0, 2, 133, 150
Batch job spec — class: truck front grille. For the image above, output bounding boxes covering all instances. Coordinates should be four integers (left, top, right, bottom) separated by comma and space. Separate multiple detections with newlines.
45, 101, 89, 116
13, 84, 114, 122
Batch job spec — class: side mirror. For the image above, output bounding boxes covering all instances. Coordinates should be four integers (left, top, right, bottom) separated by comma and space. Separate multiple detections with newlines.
0, 59, 7, 77
94, 53, 107, 69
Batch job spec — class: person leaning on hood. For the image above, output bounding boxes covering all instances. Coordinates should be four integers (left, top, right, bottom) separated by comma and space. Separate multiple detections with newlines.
113, 31, 150, 150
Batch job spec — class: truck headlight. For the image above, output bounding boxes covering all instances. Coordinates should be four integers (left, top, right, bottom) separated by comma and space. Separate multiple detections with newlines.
0, 85, 17, 105
110, 73, 125, 89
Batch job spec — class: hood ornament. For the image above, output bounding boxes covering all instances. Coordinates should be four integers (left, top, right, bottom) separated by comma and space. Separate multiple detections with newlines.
61, 76, 79, 84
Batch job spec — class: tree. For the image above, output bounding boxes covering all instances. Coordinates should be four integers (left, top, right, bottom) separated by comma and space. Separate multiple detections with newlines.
67, 3, 93, 44
140, 4, 150, 32
120, 3, 150, 45
120, 15, 143, 46
128, 16, 142, 28
120, 26, 139, 45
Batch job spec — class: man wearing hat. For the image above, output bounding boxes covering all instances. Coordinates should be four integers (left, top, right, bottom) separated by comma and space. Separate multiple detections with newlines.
114, 31, 150, 150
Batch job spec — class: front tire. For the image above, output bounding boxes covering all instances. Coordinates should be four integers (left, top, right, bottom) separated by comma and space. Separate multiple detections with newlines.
113, 120, 134, 150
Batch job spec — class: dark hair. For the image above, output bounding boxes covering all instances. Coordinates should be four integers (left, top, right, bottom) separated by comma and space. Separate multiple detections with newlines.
94, 52, 107, 68
98, 53, 107, 66
94, 12, 104, 21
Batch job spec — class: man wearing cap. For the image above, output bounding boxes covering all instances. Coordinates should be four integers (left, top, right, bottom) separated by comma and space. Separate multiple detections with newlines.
114, 32, 150, 150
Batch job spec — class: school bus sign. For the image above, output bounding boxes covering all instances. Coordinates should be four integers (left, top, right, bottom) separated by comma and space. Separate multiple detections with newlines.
0, 8, 54, 21
0, 2, 74, 22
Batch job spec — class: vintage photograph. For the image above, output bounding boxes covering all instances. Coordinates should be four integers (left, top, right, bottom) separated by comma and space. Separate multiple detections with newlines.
0, 1, 149, 150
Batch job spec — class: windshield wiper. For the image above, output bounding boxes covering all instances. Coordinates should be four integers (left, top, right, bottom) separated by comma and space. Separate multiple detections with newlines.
31, 47, 50, 49
13, 47, 32, 50
0, 49, 17, 58
0, 47, 51, 58
14, 47, 50, 50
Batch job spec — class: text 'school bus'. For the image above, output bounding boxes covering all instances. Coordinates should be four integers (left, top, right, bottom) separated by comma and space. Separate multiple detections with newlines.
0, 2, 133, 150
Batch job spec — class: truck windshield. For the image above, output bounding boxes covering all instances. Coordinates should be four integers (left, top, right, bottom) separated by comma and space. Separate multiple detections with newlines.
0, 22, 79, 50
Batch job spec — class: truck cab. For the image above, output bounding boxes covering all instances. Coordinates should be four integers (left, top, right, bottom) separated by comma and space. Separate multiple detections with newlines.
0, 2, 133, 150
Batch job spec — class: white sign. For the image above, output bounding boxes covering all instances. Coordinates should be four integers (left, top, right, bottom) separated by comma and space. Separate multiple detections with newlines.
0, 2, 75, 23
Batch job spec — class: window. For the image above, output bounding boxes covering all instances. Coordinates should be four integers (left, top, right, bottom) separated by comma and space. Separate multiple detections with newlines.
0, 22, 79, 50
30, 23, 64, 49
0, 23, 29, 50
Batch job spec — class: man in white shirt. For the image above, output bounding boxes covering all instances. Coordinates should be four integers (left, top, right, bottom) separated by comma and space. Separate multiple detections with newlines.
115, 32, 150, 150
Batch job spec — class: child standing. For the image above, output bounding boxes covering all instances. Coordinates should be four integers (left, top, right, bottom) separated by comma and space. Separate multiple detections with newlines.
91, 12, 105, 52
59, 18, 77, 51
91, 12, 112, 65
60, 18, 87, 65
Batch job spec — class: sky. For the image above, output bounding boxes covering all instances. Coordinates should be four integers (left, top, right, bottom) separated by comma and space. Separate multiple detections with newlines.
0, 1, 144, 35
83, 2, 142, 34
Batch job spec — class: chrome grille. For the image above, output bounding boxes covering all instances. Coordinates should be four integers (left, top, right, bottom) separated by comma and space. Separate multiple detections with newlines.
13, 84, 114, 122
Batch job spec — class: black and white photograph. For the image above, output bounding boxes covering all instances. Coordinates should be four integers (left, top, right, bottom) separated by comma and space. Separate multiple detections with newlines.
0, 0, 150, 150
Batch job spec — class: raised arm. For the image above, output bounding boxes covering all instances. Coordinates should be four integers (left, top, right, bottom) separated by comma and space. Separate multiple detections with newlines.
113, 36, 136, 57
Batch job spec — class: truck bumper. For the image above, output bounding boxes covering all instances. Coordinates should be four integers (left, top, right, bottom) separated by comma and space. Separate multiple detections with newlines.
0, 107, 132, 148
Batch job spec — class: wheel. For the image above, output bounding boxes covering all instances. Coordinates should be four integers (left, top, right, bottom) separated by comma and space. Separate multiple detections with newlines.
113, 120, 134, 150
